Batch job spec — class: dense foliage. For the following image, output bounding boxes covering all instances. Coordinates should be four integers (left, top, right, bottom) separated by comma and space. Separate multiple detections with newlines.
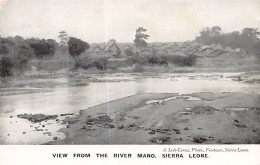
75, 56, 106, 70
134, 27, 150, 49
0, 36, 36, 76
26, 38, 58, 59
124, 48, 134, 56
195, 26, 260, 56
127, 54, 196, 67
68, 37, 90, 58
0, 35, 91, 77
0, 56, 13, 77
0, 27, 258, 77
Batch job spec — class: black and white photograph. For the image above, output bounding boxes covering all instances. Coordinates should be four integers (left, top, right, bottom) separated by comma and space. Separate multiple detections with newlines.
0, 0, 260, 147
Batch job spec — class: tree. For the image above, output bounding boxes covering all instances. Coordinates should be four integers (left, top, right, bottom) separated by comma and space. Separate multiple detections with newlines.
58, 31, 69, 46
115, 47, 122, 58
134, 27, 150, 49
109, 39, 116, 45
240, 28, 260, 55
0, 37, 10, 55
124, 48, 134, 56
0, 36, 35, 72
152, 47, 158, 56
0, 56, 13, 77
68, 37, 89, 58
15, 42, 34, 71
195, 26, 260, 56
26, 38, 57, 59
211, 26, 222, 37
0, 44, 9, 55
241, 28, 260, 38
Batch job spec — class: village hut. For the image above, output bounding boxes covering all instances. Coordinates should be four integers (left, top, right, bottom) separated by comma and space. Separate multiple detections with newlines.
165, 47, 173, 54
122, 45, 132, 50
207, 49, 224, 57
234, 48, 241, 53
201, 45, 210, 50
224, 46, 233, 52
214, 43, 223, 50
140, 49, 153, 56
166, 49, 173, 55
89, 45, 105, 56
193, 46, 202, 52
150, 44, 157, 48
182, 42, 191, 47
105, 43, 122, 58
157, 49, 168, 56
218, 51, 233, 58
170, 50, 186, 57
180, 47, 188, 53
171, 42, 178, 46
170, 45, 181, 50
186, 49, 200, 56
238, 49, 249, 57
201, 47, 215, 56
230, 51, 239, 57
189, 42, 201, 47
160, 43, 169, 49
209, 43, 217, 48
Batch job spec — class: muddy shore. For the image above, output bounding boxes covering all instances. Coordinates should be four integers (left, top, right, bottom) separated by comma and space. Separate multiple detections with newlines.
46, 92, 260, 144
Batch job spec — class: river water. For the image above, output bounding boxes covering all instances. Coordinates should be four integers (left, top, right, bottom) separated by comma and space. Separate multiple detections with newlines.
0, 72, 259, 144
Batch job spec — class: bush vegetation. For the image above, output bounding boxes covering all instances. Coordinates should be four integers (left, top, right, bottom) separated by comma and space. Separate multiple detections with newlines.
26, 38, 58, 59
68, 37, 89, 59
0, 36, 36, 76
2, 26, 258, 77
75, 56, 107, 70
195, 26, 260, 56
0, 35, 90, 77
123, 48, 134, 56
132, 63, 144, 72
0, 56, 13, 77
126, 54, 196, 67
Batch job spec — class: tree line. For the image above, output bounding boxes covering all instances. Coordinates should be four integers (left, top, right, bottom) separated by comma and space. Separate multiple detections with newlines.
195, 26, 260, 56
0, 32, 89, 77
1, 27, 259, 77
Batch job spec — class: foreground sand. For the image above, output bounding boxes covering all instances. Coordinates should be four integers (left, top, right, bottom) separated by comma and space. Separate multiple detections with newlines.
47, 92, 260, 144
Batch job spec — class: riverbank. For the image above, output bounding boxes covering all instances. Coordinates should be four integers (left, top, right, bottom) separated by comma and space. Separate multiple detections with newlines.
0, 58, 260, 87
1, 68, 260, 89
47, 92, 260, 144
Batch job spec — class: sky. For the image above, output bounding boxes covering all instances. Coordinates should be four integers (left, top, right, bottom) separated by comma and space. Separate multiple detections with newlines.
0, 0, 259, 43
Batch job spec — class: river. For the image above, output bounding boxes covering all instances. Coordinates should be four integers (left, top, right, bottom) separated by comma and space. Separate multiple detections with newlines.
0, 72, 259, 144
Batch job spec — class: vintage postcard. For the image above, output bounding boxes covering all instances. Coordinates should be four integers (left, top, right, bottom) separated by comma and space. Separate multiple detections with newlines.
0, 0, 260, 164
